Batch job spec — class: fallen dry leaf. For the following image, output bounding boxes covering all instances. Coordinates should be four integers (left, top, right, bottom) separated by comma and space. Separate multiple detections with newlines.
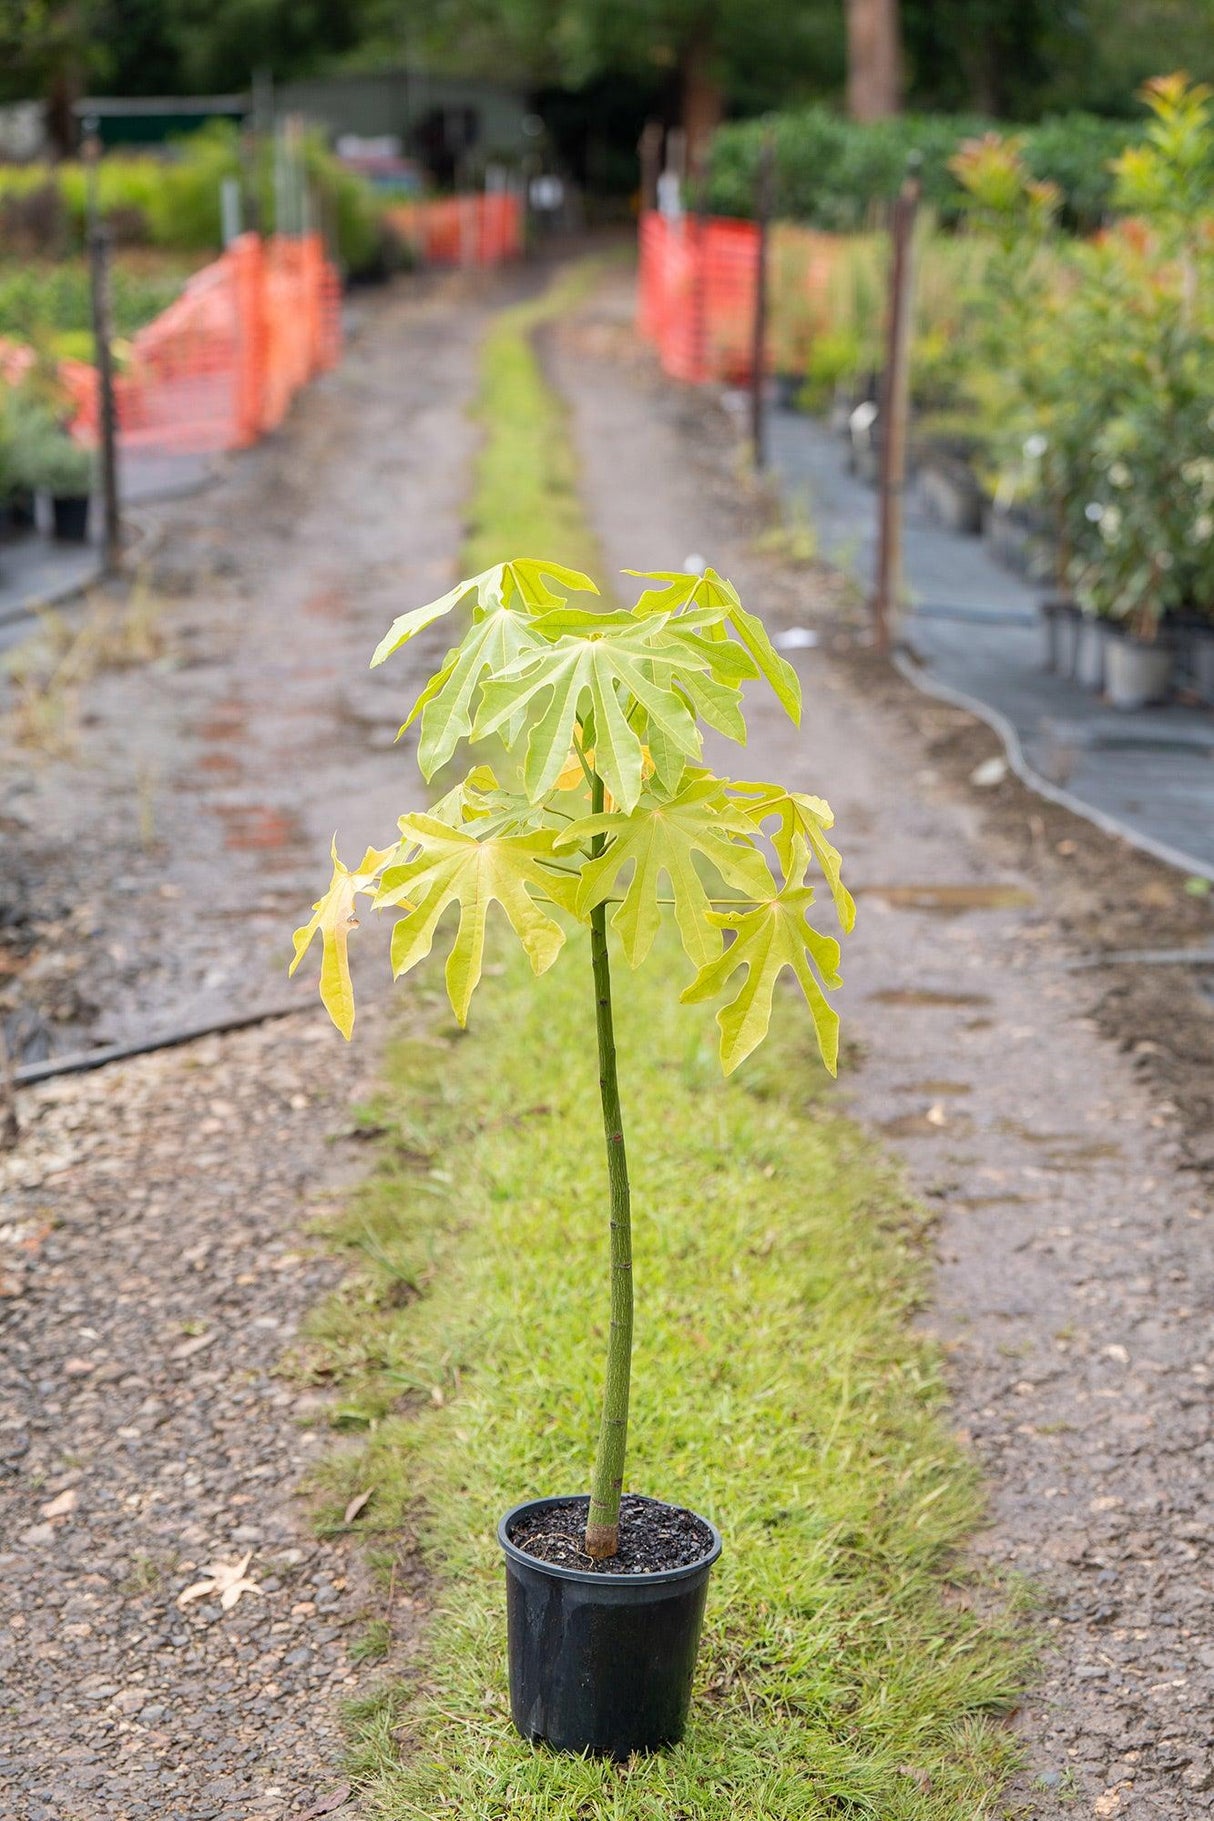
170, 1332, 216, 1362
300, 1785, 352, 1818
898, 1765, 933, 1794
40, 1488, 77, 1519
178, 1549, 263, 1612
342, 1488, 373, 1526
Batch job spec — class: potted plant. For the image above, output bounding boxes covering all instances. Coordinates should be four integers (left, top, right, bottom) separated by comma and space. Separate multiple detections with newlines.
1, 383, 56, 538
29, 430, 94, 543
291, 558, 853, 1757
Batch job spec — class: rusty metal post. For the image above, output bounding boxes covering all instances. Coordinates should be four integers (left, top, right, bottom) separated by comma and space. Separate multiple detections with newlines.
749, 132, 775, 469
873, 156, 921, 656
84, 122, 121, 577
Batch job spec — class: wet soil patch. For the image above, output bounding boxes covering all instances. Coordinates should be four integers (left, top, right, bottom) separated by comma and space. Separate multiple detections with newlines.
510, 1495, 715, 1575
859, 882, 1035, 914
869, 987, 992, 1008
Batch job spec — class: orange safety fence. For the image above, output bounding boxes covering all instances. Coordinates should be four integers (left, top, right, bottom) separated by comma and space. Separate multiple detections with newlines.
386, 193, 522, 268
637, 210, 850, 386
2, 232, 341, 458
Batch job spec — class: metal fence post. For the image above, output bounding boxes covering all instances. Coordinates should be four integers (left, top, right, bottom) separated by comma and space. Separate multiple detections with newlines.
872, 155, 920, 657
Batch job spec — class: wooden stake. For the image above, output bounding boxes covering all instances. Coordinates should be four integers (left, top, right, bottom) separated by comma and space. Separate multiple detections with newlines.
638, 121, 663, 213
84, 124, 121, 577
873, 157, 920, 657
749, 132, 775, 470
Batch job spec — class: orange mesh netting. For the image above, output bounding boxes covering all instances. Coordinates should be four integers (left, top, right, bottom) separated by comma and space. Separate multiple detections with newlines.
637, 211, 849, 386
386, 194, 522, 267
7, 232, 342, 458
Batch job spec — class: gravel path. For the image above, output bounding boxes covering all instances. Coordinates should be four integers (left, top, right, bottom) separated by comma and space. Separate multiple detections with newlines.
553, 271, 1214, 1820
0, 273, 498, 1819
1, 1019, 380, 1820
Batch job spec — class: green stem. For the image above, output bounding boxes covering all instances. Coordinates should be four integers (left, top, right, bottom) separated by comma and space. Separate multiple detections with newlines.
584, 768, 634, 1561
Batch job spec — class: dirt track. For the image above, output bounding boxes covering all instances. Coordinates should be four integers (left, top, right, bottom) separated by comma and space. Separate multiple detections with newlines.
3, 256, 1214, 1819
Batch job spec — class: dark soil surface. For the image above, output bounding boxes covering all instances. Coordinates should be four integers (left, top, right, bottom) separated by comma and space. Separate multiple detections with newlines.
554, 267, 1214, 1819
509, 1496, 715, 1575
0, 272, 498, 1820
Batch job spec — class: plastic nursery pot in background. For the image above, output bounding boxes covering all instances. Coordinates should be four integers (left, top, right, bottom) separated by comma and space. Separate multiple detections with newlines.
498, 1496, 722, 1758
50, 493, 91, 543
1104, 630, 1174, 711
1039, 596, 1081, 676
1075, 615, 1108, 693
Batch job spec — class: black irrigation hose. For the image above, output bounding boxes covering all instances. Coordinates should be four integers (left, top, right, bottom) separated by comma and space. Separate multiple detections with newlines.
12, 1000, 314, 1088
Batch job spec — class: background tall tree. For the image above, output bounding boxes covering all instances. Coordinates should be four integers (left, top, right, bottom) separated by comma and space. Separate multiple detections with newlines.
845, 0, 901, 121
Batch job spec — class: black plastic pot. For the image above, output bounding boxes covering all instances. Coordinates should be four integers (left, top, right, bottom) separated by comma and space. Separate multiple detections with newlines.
498, 1495, 722, 1758
51, 493, 90, 543
2, 488, 36, 539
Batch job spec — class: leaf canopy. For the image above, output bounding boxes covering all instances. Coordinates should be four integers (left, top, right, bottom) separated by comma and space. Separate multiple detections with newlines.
292, 557, 851, 1071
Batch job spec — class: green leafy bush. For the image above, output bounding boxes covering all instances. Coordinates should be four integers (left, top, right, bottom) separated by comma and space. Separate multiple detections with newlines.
0, 258, 190, 343
0, 123, 388, 276
953, 77, 1214, 632
705, 107, 1142, 234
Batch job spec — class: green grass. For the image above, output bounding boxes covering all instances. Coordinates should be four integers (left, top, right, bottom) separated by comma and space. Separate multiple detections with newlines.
460, 260, 610, 582
300, 259, 1029, 1818
307, 944, 1029, 1818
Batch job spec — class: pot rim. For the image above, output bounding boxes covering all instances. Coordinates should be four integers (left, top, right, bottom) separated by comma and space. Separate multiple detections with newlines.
498, 1494, 722, 1588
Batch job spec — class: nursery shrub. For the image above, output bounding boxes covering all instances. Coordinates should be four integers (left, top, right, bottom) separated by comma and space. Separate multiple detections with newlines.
705, 107, 1141, 233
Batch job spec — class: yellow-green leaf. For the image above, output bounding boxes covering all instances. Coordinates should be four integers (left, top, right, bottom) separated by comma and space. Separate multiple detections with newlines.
474, 620, 704, 814
375, 816, 568, 1023
627, 567, 801, 724
289, 840, 398, 1039
681, 840, 842, 1075
732, 780, 856, 933
370, 559, 597, 670
559, 773, 775, 969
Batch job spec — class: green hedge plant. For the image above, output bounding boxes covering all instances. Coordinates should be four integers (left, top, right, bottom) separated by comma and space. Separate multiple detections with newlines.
292, 558, 853, 1559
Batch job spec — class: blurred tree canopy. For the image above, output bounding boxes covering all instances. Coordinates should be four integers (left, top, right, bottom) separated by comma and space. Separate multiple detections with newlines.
2, 0, 1212, 128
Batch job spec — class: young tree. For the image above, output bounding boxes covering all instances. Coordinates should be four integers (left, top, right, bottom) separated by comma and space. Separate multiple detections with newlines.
292, 558, 853, 1559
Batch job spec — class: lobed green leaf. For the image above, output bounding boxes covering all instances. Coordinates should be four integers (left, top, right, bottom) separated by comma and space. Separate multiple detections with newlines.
680, 839, 843, 1076
374, 815, 569, 1024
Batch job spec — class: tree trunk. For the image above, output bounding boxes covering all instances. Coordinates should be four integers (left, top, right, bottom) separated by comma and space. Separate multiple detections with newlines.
584, 769, 635, 1562
846, 0, 902, 122
681, 29, 724, 181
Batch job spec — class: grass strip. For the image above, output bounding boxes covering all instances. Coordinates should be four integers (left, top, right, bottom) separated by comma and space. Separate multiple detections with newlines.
309, 946, 1029, 1818
303, 258, 1030, 1817
460, 259, 609, 580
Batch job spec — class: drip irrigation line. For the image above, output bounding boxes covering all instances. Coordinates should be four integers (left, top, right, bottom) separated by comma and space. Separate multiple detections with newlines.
12, 999, 314, 1089
891, 646, 1214, 887
1066, 947, 1214, 971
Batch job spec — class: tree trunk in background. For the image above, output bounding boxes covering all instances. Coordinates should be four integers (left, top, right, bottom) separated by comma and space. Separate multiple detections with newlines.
846, 0, 902, 121
682, 30, 724, 180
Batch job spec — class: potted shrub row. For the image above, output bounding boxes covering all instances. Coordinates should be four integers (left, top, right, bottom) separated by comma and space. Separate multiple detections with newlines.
292, 557, 853, 1756
0, 375, 95, 545
953, 81, 1214, 716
